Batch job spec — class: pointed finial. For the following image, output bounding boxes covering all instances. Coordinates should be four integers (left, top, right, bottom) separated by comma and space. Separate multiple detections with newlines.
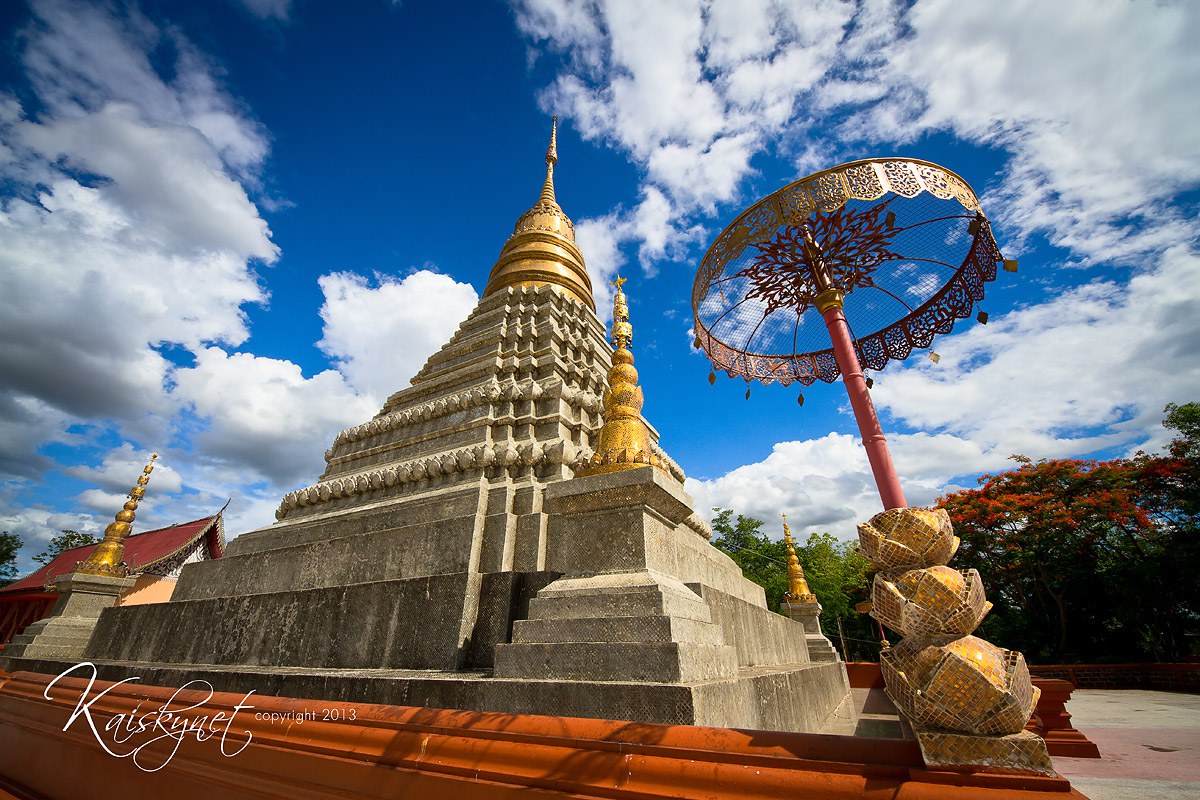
611, 275, 632, 349
75, 452, 159, 578
782, 512, 818, 603
538, 116, 559, 205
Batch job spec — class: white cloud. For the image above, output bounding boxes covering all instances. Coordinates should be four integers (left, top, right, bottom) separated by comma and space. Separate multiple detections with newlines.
687, 430, 1007, 541
172, 347, 375, 487
0, 0, 290, 547
316, 270, 479, 405
520, 0, 856, 217
858, 0, 1200, 260
875, 244, 1200, 458
63, 443, 183, 496
521, 0, 1200, 535
0, 507, 103, 557
23, 0, 271, 177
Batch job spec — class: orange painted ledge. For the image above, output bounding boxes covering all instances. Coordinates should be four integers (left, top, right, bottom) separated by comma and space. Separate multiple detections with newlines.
0, 668, 1086, 800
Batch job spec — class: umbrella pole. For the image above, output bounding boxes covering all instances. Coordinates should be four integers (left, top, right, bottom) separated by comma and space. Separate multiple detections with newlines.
816, 289, 907, 510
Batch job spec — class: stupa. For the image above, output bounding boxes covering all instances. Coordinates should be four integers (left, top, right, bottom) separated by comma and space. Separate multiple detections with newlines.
2, 121, 851, 731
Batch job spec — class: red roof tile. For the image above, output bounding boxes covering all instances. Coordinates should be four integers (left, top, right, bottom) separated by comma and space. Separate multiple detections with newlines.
0, 514, 224, 598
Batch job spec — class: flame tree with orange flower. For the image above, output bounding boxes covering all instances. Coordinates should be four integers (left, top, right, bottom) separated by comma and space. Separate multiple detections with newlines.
937, 404, 1199, 663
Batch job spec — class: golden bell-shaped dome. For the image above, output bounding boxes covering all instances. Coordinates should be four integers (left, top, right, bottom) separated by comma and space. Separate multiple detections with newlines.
482, 117, 595, 310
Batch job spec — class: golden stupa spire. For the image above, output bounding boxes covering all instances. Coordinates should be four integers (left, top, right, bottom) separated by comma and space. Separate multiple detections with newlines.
576, 277, 665, 477
538, 115, 558, 205
482, 117, 595, 309
75, 453, 158, 578
782, 513, 818, 603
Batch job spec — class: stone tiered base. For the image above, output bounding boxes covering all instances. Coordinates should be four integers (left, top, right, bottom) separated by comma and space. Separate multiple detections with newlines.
3, 573, 134, 661
5, 656, 851, 732
782, 599, 840, 662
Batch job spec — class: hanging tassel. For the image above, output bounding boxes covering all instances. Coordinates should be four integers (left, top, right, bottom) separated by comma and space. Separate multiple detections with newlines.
745, 387, 751, 400
865, 376, 874, 389
977, 311, 989, 324
797, 391, 804, 406
708, 371, 716, 385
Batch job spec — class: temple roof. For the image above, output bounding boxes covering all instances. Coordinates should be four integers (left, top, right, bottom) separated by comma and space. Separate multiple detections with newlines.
0, 513, 225, 598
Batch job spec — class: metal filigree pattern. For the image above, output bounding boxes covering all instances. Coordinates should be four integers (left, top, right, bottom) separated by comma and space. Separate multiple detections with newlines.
692, 158, 999, 387
735, 201, 898, 317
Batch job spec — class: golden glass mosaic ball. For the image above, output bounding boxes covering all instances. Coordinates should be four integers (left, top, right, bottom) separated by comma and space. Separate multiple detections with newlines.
858, 507, 960, 572
872, 566, 992, 638
880, 635, 1040, 735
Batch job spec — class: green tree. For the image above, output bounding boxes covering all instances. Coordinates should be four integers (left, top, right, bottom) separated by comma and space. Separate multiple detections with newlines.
710, 510, 788, 610
710, 510, 881, 660
0, 531, 21, 585
1163, 402, 1200, 461
32, 530, 99, 567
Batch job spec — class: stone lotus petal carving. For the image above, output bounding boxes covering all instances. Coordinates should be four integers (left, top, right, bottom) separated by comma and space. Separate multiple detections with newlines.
872, 566, 991, 638
858, 507, 960, 572
881, 634, 1040, 736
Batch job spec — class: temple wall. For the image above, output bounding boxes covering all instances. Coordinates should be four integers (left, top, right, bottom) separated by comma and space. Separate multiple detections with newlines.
113, 575, 176, 606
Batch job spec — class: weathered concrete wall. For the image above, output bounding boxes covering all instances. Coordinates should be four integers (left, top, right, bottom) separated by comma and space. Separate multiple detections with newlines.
85, 571, 557, 671
687, 584, 810, 668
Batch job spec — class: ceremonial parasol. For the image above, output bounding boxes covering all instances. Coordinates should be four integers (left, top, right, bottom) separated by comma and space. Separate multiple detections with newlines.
692, 158, 1013, 510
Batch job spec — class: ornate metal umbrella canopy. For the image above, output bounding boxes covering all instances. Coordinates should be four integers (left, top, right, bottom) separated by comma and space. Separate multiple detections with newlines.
692, 158, 1010, 510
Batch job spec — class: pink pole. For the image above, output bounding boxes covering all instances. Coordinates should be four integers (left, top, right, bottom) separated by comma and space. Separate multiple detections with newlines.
818, 298, 907, 510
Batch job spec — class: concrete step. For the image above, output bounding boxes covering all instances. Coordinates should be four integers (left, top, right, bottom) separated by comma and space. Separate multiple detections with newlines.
493, 641, 739, 683
511, 615, 726, 646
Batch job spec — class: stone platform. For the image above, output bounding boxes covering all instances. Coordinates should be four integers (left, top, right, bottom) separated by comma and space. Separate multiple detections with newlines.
2, 466, 852, 733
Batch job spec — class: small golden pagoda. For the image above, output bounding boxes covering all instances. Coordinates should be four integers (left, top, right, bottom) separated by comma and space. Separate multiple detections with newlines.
576, 277, 666, 477
781, 513, 818, 604
75, 453, 157, 577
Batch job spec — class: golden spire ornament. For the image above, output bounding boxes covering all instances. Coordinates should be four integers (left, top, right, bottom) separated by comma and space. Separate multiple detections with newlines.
75, 453, 158, 577
576, 277, 665, 477
538, 115, 558, 205
782, 513, 818, 603
483, 116, 595, 309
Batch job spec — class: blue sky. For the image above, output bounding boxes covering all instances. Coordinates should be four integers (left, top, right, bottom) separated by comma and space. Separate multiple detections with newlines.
1, 0, 1197, 572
